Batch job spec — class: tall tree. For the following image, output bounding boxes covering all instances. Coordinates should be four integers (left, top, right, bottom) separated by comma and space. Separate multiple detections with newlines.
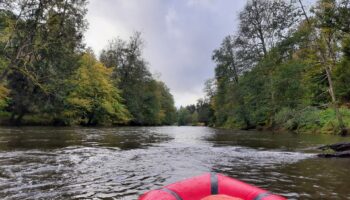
158, 81, 177, 125
212, 35, 254, 128
196, 98, 213, 125
235, 0, 300, 69
212, 35, 241, 83
206, 0, 350, 133
100, 32, 176, 125
0, 0, 87, 123
309, 0, 347, 135
65, 52, 130, 125
177, 106, 192, 126
334, 35, 350, 102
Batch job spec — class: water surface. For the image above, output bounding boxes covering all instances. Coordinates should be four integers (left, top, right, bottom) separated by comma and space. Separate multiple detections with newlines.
0, 126, 349, 199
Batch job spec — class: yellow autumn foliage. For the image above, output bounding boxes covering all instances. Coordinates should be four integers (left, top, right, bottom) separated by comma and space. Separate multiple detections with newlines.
0, 85, 9, 110
65, 53, 130, 124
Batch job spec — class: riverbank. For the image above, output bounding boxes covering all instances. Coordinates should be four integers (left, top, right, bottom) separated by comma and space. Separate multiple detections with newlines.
2, 106, 350, 136
217, 107, 350, 135
0, 113, 172, 127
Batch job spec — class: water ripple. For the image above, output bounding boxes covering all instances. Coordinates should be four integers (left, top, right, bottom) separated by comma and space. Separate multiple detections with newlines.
0, 126, 349, 199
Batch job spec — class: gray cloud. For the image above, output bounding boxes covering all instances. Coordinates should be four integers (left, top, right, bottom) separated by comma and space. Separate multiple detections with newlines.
85, 0, 246, 107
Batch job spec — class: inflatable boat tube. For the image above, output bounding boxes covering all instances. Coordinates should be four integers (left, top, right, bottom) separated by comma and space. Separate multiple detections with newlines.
139, 173, 286, 200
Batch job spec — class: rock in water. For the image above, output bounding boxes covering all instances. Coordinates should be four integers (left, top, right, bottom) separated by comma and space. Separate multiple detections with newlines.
318, 150, 350, 158
318, 142, 350, 152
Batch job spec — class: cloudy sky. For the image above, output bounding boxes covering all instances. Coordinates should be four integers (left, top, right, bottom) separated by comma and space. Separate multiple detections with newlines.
84, 0, 249, 107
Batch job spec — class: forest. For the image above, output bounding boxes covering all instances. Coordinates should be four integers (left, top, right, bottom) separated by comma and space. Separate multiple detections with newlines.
0, 0, 176, 126
178, 0, 350, 135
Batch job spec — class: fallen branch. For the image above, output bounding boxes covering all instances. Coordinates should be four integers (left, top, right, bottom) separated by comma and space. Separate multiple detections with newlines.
318, 150, 350, 158
318, 142, 350, 152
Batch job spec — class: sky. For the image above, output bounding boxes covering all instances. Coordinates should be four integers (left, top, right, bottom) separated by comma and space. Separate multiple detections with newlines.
84, 0, 246, 107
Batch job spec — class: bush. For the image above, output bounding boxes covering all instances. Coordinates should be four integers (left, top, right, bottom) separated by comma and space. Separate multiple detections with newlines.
0, 85, 9, 110
275, 106, 350, 134
274, 107, 299, 130
223, 116, 244, 129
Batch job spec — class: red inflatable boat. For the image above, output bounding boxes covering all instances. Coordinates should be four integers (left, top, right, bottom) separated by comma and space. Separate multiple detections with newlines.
139, 173, 286, 200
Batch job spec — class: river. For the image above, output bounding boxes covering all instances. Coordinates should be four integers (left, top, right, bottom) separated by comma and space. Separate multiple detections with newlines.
0, 126, 349, 200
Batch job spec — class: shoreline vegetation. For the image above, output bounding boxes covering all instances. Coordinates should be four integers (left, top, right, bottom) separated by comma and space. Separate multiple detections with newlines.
1, 0, 350, 136
0, 1, 176, 127
177, 0, 350, 135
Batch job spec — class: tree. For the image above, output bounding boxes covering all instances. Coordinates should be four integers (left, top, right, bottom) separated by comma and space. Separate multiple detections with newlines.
0, 0, 87, 123
177, 107, 192, 126
0, 1, 177, 126
235, 0, 301, 69
211, 36, 236, 126
158, 81, 177, 125
205, 0, 350, 134
334, 35, 350, 102
65, 52, 130, 125
196, 98, 213, 125
1, 0, 87, 82
225, 0, 303, 127
211, 35, 253, 128
310, 0, 347, 135
212, 35, 241, 83
100, 32, 176, 125
337, 0, 350, 33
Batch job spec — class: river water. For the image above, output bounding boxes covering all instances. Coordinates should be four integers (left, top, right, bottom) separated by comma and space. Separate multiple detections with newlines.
0, 126, 349, 200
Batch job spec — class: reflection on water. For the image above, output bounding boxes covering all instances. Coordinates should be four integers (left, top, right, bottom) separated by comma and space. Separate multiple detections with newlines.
0, 126, 349, 199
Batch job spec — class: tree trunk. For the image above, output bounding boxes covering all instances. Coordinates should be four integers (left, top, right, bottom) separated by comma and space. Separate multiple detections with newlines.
325, 65, 347, 136
258, 28, 268, 56
298, 0, 310, 23
318, 150, 350, 158
319, 142, 350, 152
297, 0, 347, 135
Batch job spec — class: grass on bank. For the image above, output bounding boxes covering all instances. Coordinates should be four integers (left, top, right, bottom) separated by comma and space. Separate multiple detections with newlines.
274, 107, 350, 134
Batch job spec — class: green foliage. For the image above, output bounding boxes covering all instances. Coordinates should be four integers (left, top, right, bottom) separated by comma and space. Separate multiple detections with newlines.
274, 107, 350, 134
334, 59, 350, 102
0, 85, 9, 112
274, 107, 299, 130
177, 107, 192, 126
158, 82, 177, 125
237, 68, 270, 127
0, 10, 12, 73
140, 80, 163, 125
206, 0, 350, 134
334, 36, 350, 102
0, 2, 176, 126
100, 33, 176, 126
0, 0, 88, 124
196, 99, 213, 126
274, 107, 320, 132
272, 61, 307, 108
176, 101, 212, 126
318, 108, 350, 134
191, 111, 199, 125
65, 53, 130, 125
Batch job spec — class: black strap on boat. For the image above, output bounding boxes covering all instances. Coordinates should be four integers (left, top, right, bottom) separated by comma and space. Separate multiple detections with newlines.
210, 173, 219, 194
161, 188, 183, 200
254, 192, 272, 200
